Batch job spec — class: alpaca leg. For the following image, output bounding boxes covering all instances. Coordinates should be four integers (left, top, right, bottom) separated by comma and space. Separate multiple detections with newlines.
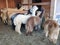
26, 29, 33, 36
12, 23, 15, 30
51, 29, 59, 44
45, 31, 49, 38
44, 27, 48, 38
15, 22, 22, 34
7, 20, 10, 25
48, 33, 57, 44
26, 25, 33, 36
53, 38, 57, 44
4, 20, 8, 25
29, 26, 33, 36
26, 26, 30, 36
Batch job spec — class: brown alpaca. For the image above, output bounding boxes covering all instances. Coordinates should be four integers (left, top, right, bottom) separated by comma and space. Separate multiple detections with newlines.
42, 13, 60, 44
43, 15, 60, 44
25, 16, 42, 35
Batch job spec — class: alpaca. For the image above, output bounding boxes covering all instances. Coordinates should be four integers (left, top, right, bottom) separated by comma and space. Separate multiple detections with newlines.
27, 6, 38, 16
13, 15, 32, 34
43, 14, 60, 44
43, 19, 59, 44
0, 9, 8, 24
0, 6, 25, 25
25, 15, 42, 35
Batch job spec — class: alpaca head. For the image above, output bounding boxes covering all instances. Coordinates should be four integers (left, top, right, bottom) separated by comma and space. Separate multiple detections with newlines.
32, 6, 38, 11
44, 13, 50, 21
30, 6, 38, 16
36, 11, 41, 17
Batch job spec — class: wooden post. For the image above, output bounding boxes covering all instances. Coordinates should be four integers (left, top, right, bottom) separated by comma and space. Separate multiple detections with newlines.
22, 2, 50, 5
27, 0, 30, 9
6, 0, 8, 9
50, 0, 57, 19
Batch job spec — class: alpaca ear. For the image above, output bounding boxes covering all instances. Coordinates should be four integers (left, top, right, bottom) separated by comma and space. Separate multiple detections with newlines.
18, 6, 25, 11
36, 11, 41, 17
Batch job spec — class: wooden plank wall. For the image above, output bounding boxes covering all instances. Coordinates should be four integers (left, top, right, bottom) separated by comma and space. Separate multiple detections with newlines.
0, 0, 6, 9
42, 0, 51, 14
8, 0, 15, 8
42, 0, 50, 2
0, 0, 51, 12
0, 0, 21, 9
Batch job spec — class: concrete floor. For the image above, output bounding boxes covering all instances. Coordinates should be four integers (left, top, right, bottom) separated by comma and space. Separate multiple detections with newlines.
0, 21, 60, 45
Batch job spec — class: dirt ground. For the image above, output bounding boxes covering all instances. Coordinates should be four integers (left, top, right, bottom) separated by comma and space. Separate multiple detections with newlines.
0, 20, 60, 45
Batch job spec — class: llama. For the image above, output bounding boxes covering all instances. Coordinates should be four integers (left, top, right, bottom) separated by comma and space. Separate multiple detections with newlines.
43, 14, 60, 44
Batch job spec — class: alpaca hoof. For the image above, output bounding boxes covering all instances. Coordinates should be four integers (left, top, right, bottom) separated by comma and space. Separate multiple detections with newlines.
30, 32, 33, 36
26, 34, 28, 36
26, 32, 33, 36
4, 22, 8, 25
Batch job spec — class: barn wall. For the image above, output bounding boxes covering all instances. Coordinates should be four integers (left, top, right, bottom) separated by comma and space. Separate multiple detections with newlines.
22, 0, 29, 10
8, 0, 15, 8
0, 0, 51, 12
42, 0, 50, 2
0, 0, 22, 9
8, 0, 22, 8
42, 0, 51, 14
0, 0, 6, 9
22, 0, 51, 10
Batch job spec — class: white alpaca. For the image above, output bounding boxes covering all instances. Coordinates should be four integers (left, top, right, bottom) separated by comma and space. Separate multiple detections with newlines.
13, 14, 32, 34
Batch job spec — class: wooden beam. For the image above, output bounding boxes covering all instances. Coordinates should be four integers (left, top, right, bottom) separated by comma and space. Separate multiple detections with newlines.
6, 0, 8, 9
28, 0, 29, 9
22, 2, 50, 6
